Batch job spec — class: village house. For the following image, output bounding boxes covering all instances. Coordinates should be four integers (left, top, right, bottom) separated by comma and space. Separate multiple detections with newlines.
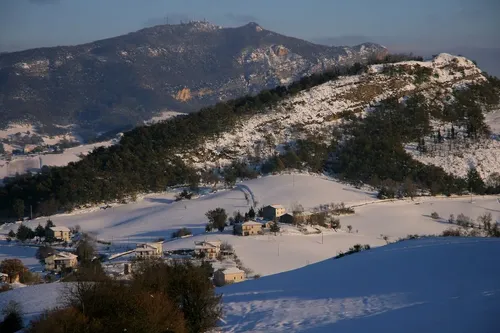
260, 220, 273, 229
135, 242, 163, 259
194, 240, 221, 260
0, 272, 8, 283
234, 221, 263, 236
47, 226, 71, 242
262, 204, 286, 221
45, 252, 78, 272
279, 213, 295, 224
214, 267, 245, 286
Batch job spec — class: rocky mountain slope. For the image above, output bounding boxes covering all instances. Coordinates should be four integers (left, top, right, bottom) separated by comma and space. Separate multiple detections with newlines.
0, 21, 386, 139
179, 53, 498, 178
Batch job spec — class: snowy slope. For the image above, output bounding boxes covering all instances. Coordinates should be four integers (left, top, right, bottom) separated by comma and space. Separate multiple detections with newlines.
220, 237, 500, 333
407, 108, 500, 179
0, 282, 68, 324
2, 174, 499, 277
178, 54, 486, 170
0, 140, 115, 180
2, 238, 499, 332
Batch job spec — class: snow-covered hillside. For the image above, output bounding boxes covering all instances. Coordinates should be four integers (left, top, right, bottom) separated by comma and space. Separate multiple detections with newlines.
407, 108, 500, 179
2, 174, 499, 276
179, 54, 486, 170
0, 140, 115, 180
220, 237, 500, 333
1, 238, 499, 332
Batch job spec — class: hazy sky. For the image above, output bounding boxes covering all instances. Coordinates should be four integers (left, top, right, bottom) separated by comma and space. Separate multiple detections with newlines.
0, 0, 499, 52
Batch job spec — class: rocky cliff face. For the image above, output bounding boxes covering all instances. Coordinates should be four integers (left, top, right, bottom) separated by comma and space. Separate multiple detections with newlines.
0, 22, 386, 139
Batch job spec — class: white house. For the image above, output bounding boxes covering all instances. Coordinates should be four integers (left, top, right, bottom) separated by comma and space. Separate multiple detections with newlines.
135, 242, 163, 258
45, 252, 78, 272
194, 240, 221, 260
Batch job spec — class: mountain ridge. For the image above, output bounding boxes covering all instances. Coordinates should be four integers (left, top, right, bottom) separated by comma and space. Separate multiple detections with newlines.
0, 21, 387, 140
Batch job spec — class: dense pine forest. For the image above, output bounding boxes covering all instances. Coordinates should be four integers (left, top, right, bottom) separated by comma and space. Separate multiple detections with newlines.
1, 55, 499, 221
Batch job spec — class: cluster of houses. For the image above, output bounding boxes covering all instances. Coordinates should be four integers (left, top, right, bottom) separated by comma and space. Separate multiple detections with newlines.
235, 204, 294, 236
17, 204, 292, 283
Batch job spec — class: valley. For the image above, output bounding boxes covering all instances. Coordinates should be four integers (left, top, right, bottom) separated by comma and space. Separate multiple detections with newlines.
0, 173, 499, 332
0, 10, 498, 332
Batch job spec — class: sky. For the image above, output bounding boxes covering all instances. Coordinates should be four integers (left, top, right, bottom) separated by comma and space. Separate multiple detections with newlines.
0, 0, 498, 52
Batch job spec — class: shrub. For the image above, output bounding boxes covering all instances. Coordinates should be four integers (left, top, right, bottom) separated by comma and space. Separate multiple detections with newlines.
330, 217, 341, 231
430, 212, 439, 219
205, 208, 227, 232
132, 260, 222, 333
172, 228, 192, 239
442, 228, 462, 237
334, 244, 371, 259
175, 189, 193, 201
347, 225, 353, 233
30, 281, 187, 333
20, 270, 42, 285
0, 300, 23, 333
220, 242, 233, 252
254, 274, 261, 279
330, 202, 355, 215
456, 213, 473, 228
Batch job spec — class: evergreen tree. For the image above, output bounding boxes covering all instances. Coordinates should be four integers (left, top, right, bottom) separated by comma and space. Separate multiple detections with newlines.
16, 225, 34, 242
437, 129, 443, 143
35, 224, 45, 239
467, 167, 485, 194
270, 221, 280, 234
248, 207, 256, 219
7, 230, 15, 238
12, 199, 24, 220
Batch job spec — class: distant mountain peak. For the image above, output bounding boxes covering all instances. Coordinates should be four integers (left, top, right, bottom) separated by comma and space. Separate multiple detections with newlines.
0, 22, 386, 140
244, 22, 264, 32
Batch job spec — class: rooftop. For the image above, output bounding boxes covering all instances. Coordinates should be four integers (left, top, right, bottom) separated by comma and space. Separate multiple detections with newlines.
51, 252, 77, 260
49, 226, 70, 232
222, 267, 245, 275
269, 204, 285, 209
242, 221, 263, 226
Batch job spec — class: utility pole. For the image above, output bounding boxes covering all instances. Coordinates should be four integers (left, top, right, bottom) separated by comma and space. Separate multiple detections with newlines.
277, 242, 280, 256
321, 231, 323, 244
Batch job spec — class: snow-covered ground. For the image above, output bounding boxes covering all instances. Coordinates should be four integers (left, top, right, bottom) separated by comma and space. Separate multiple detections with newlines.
0, 140, 115, 180
143, 110, 185, 125
1, 174, 499, 277
1, 237, 499, 332
220, 237, 500, 333
407, 108, 500, 179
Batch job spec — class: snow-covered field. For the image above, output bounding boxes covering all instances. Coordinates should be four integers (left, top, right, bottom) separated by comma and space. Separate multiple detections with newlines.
1, 237, 499, 332
0, 140, 115, 180
220, 237, 500, 332
1, 174, 499, 277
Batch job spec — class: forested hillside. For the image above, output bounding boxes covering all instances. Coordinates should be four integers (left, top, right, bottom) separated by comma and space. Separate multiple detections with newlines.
1, 54, 499, 221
